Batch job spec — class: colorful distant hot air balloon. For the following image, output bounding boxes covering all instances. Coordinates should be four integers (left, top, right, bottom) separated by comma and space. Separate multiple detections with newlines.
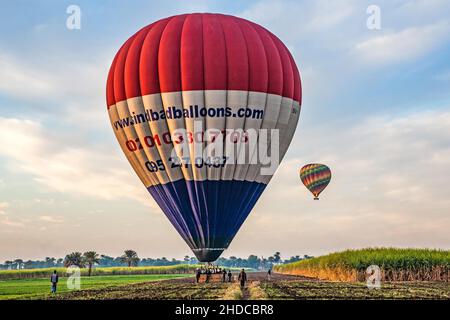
300, 164, 331, 200
106, 13, 301, 262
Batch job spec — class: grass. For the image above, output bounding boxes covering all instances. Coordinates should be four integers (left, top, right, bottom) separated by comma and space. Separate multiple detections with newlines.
248, 281, 268, 300
0, 274, 191, 300
274, 248, 450, 281
222, 283, 243, 300
0, 265, 249, 280
0, 264, 199, 280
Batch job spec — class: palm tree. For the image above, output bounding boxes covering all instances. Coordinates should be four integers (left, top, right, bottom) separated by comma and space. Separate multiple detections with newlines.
273, 252, 281, 264
189, 257, 198, 264
24, 260, 34, 269
261, 257, 268, 269
120, 250, 139, 267
45, 257, 56, 267
4, 260, 12, 270
64, 252, 85, 268
83, 251, 100, 276
100, 255, 114, 267
229, 256, 237, 267
14, 259, 24, 269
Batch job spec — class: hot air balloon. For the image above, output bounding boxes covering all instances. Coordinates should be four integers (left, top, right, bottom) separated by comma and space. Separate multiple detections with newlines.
106, 13, 301, 262
300, 164, 331, 200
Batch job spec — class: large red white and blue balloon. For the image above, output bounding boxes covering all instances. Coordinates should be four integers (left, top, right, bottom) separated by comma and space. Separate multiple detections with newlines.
106, 13, 301, 262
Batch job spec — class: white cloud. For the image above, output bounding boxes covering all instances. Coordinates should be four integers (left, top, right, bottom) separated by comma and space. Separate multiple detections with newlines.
0, 54, 108, 102
0, 54, 55, 98
0, 117, 155, 207
355, 21, 450, 64
33, 198, 55, 205
0, 202, 26, 228
0, 217, 25, 228
239, 0, 357, 44
38, 215, 64, 223
239, 0, 450, 82
304, 0, 355, 31
397, 0, 450, 20
0, 53, 108, 128
0, 202, 9, 215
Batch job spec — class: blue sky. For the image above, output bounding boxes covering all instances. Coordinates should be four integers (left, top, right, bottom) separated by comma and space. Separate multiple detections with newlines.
1, 0, 450, 262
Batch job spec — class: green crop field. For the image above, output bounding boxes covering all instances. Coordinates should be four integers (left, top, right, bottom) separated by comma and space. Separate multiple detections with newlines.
274, 248, 450, 281
0, 264, 199, 280
0, 274, 191, 300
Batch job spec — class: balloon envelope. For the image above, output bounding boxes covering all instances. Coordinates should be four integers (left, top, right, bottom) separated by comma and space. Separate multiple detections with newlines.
300, 164, 331, 200
106, 13, 301, 262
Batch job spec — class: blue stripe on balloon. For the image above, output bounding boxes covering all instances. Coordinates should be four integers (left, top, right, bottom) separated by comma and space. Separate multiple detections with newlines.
147, 179, 266, 262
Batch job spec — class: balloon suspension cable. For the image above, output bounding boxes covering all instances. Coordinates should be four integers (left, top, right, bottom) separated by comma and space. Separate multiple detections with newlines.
200, 261, 218, 268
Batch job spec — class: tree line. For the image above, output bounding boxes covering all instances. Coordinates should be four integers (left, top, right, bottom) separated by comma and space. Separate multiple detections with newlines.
1, 250, 313, 272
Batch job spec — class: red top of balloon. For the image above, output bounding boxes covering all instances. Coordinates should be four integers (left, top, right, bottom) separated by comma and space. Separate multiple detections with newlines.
106, 13, 301, 108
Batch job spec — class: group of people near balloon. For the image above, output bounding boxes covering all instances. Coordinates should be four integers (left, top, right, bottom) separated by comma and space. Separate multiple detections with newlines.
195, 266, 251, 288
195, 266, 233, 283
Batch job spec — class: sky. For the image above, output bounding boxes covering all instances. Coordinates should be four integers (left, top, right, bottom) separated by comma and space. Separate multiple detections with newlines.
1, 0, 450, 262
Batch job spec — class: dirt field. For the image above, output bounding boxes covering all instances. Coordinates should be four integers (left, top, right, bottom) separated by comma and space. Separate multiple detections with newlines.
47, 272, 450, 300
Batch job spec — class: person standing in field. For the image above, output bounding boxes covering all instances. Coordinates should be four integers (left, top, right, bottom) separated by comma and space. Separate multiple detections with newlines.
222, 269, 227, 282
195, 268, 201, 283
267, 268, 271, 281
50, 270, 59, 294
228, 270, 232, 282
238, 269, 247, 288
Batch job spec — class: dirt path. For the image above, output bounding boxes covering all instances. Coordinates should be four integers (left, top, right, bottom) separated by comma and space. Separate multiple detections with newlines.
241, 285, 250, 300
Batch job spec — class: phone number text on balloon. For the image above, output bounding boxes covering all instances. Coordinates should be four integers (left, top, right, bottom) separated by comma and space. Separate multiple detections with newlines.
125, 129, 250, 152
145, 156, 229, 172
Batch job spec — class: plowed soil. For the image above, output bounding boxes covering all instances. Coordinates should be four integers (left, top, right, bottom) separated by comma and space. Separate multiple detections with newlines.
49, 272, 450, 300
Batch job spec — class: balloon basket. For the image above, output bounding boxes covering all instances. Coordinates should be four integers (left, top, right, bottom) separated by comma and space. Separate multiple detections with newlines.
314, 197, 319, 200
197, 274, 225, 283
195, 264, 229, 283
